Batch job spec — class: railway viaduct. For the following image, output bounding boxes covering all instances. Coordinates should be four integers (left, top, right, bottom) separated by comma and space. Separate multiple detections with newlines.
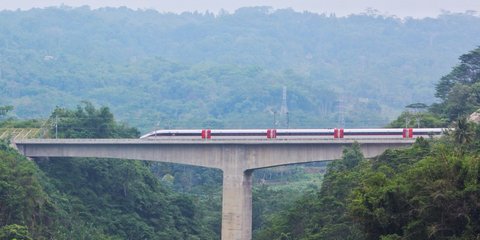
15, 138, 415, 240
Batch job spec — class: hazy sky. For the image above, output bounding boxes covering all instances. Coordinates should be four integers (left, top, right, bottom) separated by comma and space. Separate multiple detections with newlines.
1, 0, 479, 18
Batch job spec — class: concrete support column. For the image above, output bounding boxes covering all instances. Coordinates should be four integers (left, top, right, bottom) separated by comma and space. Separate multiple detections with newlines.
221, 168, 253, 240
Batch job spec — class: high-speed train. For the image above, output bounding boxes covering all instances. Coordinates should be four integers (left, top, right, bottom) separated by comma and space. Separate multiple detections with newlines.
140, 128, 446, 140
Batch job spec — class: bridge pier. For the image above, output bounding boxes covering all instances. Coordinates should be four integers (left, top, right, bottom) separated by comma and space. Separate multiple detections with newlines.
221, 167, 253, 240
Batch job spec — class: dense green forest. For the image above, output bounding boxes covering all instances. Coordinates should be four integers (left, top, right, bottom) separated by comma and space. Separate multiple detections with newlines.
0, 104, 219, 239
1, 7, 480, 129
2, 6, 480, 240
389, 47, 480, 128
256, 128, 480, 239
255, 46, 480, 239
0, 102, 327, 239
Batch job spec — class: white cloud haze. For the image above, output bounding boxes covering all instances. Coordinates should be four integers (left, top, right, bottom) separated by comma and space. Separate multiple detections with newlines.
0, 0, 479, 18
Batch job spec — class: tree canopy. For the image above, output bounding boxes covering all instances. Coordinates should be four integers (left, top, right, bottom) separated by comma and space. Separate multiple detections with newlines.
1, 8, 480, 129
0, 104, 217, 239
50, 101, 139, 138
433, 47, 480, 121
258, 46, 480, 239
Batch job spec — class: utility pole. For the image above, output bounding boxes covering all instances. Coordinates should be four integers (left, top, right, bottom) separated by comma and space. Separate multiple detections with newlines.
280, 86, 288, 128
405, 114, 409, 128
286, 112, 289, 129
55, 115, 58, 139
337, 96, 345, 128
273, 111, 277, 128
0, 53, 3, 80
405, 103, 427, 128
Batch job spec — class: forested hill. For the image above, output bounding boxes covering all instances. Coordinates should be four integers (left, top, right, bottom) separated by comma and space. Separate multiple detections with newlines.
1, 7, 480, 129
0, 104, 218, 239
255, 46, 480, 239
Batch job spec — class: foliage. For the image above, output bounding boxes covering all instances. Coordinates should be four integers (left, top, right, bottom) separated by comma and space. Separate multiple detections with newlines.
50, 101, 139, 138
0, 118, 44, 128
388, 111, 445, 128
350, 131, 480, 239
435, 48, 480, 101
1, 8, 480, 129
256, 143, 366, 240
450, 117, 475, 145
1, 8, 480, 240
390, 46, 480, 126
433, 47, 480, 121
0, 141, 56, 239
36, 157, 212, 239
261, 123, 480, 239
405, 103, 428, 109
0, 140, 124, 239
0, 106, 13, 118
40, 103, 214, 239
0, 224, 32, 240
0, 104, 216, 239
252, 165, 325, 233
274, 46, 480, 240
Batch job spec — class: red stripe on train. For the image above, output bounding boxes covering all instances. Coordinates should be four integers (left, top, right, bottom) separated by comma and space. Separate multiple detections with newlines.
267, 129, 277, 139
402, 128, 413, 138
202, 129, 212, 139
334, 128, 344, 138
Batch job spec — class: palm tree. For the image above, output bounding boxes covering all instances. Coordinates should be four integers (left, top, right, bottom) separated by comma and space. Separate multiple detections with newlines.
452, 117, 474, 145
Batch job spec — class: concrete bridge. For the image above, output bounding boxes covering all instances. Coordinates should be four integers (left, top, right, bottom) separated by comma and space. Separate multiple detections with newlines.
15, 138, 415, 240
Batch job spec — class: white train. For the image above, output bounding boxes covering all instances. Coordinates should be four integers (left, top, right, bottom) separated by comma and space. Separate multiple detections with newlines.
140, 128, 446, 139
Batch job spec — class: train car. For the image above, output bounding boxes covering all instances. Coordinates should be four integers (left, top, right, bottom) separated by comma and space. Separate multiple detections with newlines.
210, 129, 268, 139
140, 129, 269, 139
275, 129, 333, 139
140, 128, 446, 140
343, 128, 404, 138
139, 129, 202, 139
342, 128, 444, 139
413, 128, 445, 137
